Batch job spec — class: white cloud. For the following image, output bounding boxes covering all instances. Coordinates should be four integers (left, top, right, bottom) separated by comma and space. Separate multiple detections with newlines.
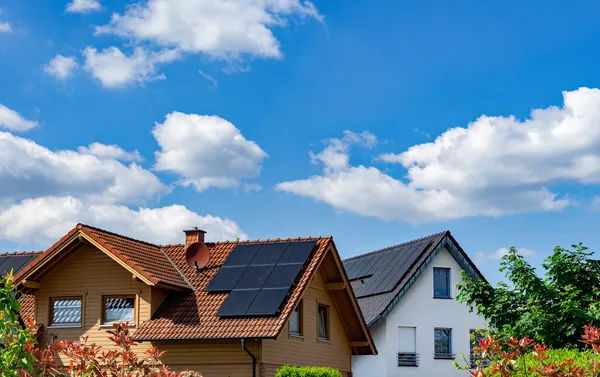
153, 112, 267, 191
277, 88, 600, 222
95, 0, 322, 60
310, 130, 376, 171
489, 247, 535, 260
83, 46, 179, 88
66, 0, 102, 13
78, 142, 142, 162
43, 55, 78, 80
0, 104, 37, 131
0, 131, 166, 204
0, 21, 11, 33
0, 196, 246, 244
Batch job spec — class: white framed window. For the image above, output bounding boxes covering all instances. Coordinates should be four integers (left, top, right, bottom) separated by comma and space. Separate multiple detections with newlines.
102, 295, 135, 325
50, 297, 82, 327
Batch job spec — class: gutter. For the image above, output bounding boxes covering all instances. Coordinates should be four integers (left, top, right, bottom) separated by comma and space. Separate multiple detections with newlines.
241, 339, 257, 377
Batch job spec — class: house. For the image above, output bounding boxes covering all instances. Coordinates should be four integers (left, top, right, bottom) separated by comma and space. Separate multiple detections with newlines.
5, 223, 376, 377
343, 231, 487, 377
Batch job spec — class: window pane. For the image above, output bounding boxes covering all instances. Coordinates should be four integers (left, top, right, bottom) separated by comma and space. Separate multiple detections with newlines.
318, 306, 328, 340
104, 297, 135, 323
433, 268, 450, 298
290, 309, 300, 334
52, 298, 81, 324
434, 329, 451, 354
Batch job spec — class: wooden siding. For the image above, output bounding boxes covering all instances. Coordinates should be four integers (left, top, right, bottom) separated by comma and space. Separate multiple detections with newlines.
260, 264, 352, 376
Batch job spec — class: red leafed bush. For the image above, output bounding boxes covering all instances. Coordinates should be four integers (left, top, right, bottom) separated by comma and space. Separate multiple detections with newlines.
457, 325, 600, 376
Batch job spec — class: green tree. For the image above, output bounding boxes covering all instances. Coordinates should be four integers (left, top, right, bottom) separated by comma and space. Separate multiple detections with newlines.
457, 243, 600, 348
0, 271, 36, 377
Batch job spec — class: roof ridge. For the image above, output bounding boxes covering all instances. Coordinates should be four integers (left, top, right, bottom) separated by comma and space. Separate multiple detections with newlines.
159, 235, 332, 248
0, 251, 44, 256
77, 223, 161, 249
343, 231, 449, 262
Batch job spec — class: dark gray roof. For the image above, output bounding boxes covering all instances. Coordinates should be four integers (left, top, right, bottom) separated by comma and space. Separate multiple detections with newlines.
0, 251, 42, 277
343, 231, 484, 326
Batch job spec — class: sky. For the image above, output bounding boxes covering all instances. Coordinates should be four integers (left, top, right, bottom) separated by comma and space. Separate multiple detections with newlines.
1, 0, 600, 285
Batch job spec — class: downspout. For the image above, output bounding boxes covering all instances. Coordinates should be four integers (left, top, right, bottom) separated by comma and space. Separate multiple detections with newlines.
241, 338, 257, 377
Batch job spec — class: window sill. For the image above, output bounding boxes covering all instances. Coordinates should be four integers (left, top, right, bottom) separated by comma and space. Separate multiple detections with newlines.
433, 296, 453, 300
48, 324, 82, 329
99, 323, 136, 329
433, 354, 455, 360
318, 338, 331, 343
290, 333, 303, 339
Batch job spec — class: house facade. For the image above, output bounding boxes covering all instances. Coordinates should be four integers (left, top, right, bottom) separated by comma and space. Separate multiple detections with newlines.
343, 231, 487, 377
4, 223, 376, 377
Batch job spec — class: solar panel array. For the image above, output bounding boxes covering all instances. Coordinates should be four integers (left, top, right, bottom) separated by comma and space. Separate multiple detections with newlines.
343, 239, 434, 298
0, 253, 40, 277
207, 241, 316, 318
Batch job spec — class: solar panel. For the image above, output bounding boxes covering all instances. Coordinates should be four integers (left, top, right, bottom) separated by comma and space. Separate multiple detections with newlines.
205, 266, 246, 292
1, 255, 34, 276
262, 264, 303, 289
246, 288, 289, 316
216, 290, 258, 317
234, 265, 274, 290
222, 244, 262, 267
250, 242, 288, 265
213, 241, 317, 318
279, 240, 316, 264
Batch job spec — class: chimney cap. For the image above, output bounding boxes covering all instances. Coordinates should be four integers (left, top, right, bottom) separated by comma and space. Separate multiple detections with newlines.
183, 227, 206, 234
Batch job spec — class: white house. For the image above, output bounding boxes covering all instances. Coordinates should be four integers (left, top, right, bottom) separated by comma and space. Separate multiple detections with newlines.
343, 231, 487, 377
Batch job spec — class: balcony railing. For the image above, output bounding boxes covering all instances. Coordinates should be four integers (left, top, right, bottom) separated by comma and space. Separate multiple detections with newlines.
397, 352, 419, 367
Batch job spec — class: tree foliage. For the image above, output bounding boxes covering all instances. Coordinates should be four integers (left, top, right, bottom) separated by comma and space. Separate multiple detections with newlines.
457, 243, 600, 348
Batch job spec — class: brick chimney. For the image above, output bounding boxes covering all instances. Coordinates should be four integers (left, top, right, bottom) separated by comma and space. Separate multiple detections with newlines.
183, 227, 206, 249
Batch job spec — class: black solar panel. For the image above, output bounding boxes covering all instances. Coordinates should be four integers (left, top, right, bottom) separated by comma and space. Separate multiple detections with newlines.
234, 265, 274, 290
205, 266, 246, 292
222, 244, 262, 267
250, 242, 288, 265
246, 288, 289, 316
216, 290, 258, 317
211, 240, 317, 318
1, 255, 35, 276
279, 240, 316, 264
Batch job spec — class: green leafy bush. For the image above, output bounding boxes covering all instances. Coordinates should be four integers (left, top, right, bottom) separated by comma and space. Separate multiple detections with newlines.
275, 365, 343, 377
505, 348, 595, 376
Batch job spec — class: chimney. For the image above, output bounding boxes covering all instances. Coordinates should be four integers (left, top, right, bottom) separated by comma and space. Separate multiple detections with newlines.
184, 227, 206, 249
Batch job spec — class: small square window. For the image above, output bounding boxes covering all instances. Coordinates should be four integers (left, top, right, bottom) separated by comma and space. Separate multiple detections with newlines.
433, 268, 451, 298
434, 328, 453, 359
290, 300, 303, 336
317, 304, 329, 341
50, 297, 82, 327
102, 296, 135, 325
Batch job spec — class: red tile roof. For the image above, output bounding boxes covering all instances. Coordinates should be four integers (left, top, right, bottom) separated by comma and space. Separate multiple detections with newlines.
15, 224, 189, 290
133, 237, 332, 340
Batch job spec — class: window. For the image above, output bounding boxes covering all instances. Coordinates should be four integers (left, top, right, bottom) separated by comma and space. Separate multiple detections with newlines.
433, 268, 451, 298
50, 297, 82, 327
290, 301, 303, 336
102, 295, 135, 325
470, 329, 491, 368
397, 327, 418, 367
434, 328, 453, 359
317, 304, 329, 341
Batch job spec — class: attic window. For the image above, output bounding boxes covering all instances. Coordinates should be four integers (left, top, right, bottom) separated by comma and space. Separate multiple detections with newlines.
102, 295, 135, 325
433, 268, 451, 298
289, 300, 303, 337
50, 297, 82, 328
317, 304, 330, 341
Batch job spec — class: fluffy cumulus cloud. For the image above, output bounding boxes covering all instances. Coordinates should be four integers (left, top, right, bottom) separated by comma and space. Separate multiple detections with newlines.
0, 21, 11, 33
0, 196, 246, 244
153, 112, 267, 191
66, 0, 102, 13
95, 0, 321, 59
0, 104, 37, 131
78, 142, 142, 162
43, 55, 78, 80
277, 88, 600, 222
0, 132, 166, 204
83, 46, 179, 88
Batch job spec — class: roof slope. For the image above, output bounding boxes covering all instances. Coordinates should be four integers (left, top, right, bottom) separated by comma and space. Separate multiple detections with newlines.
15, 224, 189, 290
0, 251, 43, 277
343, 231, 484, 326
134, 237, 332, 340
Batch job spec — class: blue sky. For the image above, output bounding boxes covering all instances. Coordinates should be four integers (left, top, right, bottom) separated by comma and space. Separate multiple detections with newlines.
1, 0, 600, 284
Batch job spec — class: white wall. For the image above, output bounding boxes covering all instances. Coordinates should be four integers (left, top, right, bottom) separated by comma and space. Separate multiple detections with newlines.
352, 247, 486, 377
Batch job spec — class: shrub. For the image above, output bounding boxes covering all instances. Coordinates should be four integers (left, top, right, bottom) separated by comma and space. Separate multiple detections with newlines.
275, 365, 343, 377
